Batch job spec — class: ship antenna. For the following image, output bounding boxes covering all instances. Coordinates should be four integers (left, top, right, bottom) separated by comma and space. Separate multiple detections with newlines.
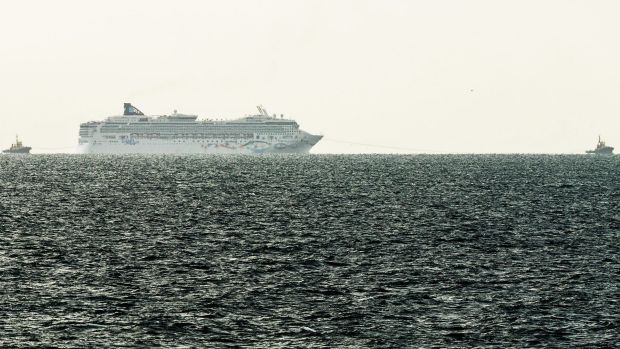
257, 105, 269, 117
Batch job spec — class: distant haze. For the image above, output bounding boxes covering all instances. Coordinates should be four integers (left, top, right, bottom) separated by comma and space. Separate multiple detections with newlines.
1, 0, 619, 154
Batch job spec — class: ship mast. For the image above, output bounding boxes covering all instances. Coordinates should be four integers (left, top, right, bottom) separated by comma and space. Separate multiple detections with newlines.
257, 105, 270, 117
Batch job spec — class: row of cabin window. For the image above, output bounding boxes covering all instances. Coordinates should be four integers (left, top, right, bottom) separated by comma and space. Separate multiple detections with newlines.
100, 125, 295, 131
101, 128, 296, 135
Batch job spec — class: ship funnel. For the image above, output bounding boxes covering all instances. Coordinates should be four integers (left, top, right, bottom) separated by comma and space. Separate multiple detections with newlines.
124, 103, 144, 116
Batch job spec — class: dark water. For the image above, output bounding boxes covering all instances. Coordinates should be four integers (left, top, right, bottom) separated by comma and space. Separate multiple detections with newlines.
0, 154, 618, 348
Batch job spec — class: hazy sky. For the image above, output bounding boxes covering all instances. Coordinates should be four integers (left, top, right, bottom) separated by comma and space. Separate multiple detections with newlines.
1, 0, 619, 153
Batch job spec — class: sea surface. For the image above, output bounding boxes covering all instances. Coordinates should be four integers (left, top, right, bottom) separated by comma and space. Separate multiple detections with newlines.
0, 154, 618, 348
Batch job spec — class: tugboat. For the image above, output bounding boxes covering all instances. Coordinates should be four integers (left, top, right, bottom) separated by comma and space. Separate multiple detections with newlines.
586, 136, 614, 156
2, 135, 32, 154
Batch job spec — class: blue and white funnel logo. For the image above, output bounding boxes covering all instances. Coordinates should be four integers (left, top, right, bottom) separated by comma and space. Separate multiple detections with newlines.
123, 103, 145, 116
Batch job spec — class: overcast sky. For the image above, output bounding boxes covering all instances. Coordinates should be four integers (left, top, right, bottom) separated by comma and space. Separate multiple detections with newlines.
1, 0, 619, 153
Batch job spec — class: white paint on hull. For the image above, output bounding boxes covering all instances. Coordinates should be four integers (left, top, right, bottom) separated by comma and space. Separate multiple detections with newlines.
77, 141, 316, 154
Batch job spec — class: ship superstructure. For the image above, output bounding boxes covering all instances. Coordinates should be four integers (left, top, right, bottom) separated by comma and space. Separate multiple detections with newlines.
78, 103, 322, 154
586, 136, 614, 156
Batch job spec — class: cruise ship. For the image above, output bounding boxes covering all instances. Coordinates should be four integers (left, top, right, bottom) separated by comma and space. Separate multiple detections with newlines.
78, 104, 323, 154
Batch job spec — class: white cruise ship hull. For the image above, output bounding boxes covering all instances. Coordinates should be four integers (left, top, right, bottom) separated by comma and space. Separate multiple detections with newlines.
77, 138, 320, 154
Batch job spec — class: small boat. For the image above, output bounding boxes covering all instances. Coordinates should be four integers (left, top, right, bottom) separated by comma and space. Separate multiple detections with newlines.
586, 136, 614, 156
2, 135, 32, 154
